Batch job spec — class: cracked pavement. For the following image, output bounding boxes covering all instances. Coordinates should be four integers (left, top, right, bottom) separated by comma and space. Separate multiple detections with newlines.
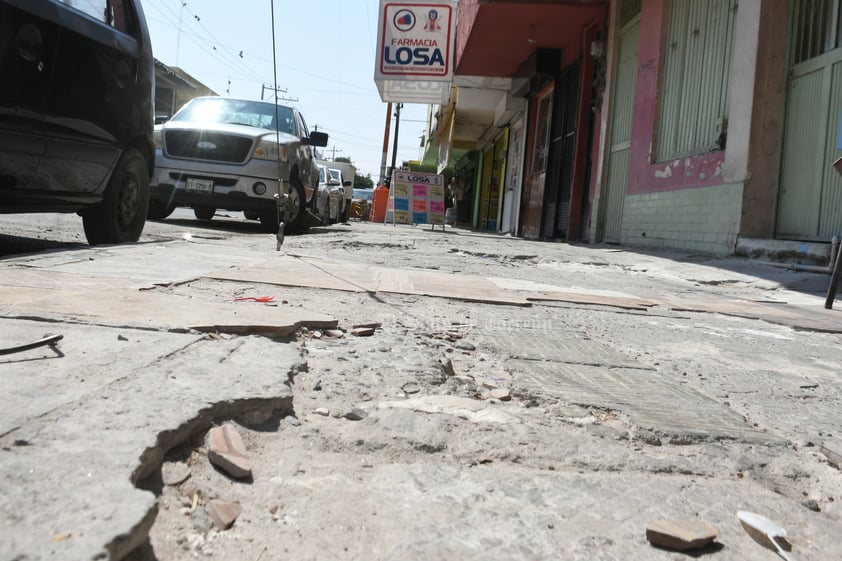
1, 212, 841, 560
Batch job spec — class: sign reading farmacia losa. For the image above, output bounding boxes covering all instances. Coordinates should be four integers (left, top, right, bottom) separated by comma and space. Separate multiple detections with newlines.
375, 2, 455, 80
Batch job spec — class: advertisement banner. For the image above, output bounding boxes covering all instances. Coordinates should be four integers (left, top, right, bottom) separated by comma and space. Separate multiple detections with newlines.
390, 170, 445, 226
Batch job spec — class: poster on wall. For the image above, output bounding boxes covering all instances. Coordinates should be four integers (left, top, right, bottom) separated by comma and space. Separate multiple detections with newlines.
390, 170, 445, 226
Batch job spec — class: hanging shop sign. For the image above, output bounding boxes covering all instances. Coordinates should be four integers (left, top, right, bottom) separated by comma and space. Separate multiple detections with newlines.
374, 1, 457, 104
390, 170, 445, 225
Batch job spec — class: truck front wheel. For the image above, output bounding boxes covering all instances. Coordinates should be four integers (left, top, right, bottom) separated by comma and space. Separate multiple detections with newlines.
282, 179, 306, 231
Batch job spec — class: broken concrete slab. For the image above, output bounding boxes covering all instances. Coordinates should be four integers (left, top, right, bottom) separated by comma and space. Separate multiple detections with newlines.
528, 291, 657, 310
0, 335, 298, 561
207, 424, 252, 479
646, 519, 718, 550
0, 287, 337, 336
205, 255, 532, 306
0, 320, 203, 437
510, 360, 781, 445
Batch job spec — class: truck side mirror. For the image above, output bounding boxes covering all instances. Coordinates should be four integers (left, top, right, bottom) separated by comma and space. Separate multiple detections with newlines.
304, 131, 329, 147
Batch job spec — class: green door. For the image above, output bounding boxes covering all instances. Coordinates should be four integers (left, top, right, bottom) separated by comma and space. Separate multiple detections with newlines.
778, 0, 842, 241
603, 17, 640, 243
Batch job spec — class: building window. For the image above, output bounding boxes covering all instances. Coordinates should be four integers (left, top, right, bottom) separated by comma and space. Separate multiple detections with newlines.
655, 0, 737, 160
792, 0, 842, 64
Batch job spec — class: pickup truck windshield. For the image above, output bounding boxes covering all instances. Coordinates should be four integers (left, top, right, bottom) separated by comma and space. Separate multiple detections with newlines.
172, 98, 297, 135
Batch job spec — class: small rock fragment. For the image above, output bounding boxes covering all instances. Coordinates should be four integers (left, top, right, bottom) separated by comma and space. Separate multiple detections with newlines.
353, 322, 382, 329
117, 334, 128, 341
821, 444, 842, 469
313, 380, 322, 391
206, 500, 242, 531
313, 407, 330, 416
161, 461, 191, 486
438, 357, 455, 377
344, 408, 368, 421
207, 424, 252, 479
490, 388, 511, 401
351, 327, 375, 337
802, 499, 821, 512
646, 519, 718, 551
325, 329, 345, 338
402, 383, 421, 395
455, 341, 476, 351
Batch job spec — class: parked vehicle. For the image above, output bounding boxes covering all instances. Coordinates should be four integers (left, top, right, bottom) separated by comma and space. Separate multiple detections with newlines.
148, 97, 327, 233
314, 164, 345, 225
350, 188, 374, 220
0, 0, 155, 245
317, 159, 355, 221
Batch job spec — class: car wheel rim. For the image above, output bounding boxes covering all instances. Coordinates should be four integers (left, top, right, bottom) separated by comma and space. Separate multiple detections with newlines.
284, 185, 301, 223
117, 171, 139, 230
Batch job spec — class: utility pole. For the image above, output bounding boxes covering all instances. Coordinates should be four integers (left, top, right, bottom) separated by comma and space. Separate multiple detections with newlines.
389, 103, 403, 181
260, 84, 298, 102
327, 146, 344, 160
379, 102, 392, 184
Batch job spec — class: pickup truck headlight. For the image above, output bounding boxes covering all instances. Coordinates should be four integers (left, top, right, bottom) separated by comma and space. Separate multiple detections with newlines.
254, 140, 289, 162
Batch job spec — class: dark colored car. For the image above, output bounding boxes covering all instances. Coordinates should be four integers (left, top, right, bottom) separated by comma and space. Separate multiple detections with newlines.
0, 0, 155, 244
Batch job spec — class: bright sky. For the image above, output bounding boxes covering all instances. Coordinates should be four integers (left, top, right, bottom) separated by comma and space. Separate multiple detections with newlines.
143, 0, 430, 181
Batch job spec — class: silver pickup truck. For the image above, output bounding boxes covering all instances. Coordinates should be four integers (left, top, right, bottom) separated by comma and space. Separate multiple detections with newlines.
148, 97, 327, 232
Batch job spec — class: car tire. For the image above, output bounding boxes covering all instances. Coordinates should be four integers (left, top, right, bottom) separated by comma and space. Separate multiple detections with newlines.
193, 206, 215, 220
147, 199, 174, 220
282, 179, 306, 231
82, 148, 149, 245
340, 198, 351, 223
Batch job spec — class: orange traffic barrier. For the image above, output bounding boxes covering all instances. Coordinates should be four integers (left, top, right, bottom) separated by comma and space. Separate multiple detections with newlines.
370, 184, 390, 223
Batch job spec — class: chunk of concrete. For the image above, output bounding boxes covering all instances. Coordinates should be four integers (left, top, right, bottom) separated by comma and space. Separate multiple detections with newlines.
646, 519, 718, 551
490, 388, 511, 401
206, 500, 241, 531
161, 461, 191, 486
207, 424, 252, 479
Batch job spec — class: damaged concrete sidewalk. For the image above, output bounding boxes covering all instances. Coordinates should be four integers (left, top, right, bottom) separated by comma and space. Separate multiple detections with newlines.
1, 231, 841, 560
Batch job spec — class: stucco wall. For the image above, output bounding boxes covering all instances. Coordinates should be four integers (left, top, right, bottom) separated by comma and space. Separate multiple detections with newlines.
620, 182, 743, 255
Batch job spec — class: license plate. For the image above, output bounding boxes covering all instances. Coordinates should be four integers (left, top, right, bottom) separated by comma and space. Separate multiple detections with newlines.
186, 178, 214, 194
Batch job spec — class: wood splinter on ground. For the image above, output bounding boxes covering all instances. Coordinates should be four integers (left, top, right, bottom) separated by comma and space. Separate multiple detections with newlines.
645, 518, 718, 551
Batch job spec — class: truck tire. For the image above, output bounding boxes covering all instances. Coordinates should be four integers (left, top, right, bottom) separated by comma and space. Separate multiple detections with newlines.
193, 206, 215, 220
283, 179, 306, 231
82, 148, 149, 245
147, 199, 174, 220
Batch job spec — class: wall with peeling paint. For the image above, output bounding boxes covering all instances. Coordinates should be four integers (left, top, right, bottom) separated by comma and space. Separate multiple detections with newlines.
593, 0, 788, 254
626, 0, 729, 196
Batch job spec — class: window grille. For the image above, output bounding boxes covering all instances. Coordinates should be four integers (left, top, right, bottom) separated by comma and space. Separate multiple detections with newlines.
792, 0, 842, 65
655, 0, 737, 160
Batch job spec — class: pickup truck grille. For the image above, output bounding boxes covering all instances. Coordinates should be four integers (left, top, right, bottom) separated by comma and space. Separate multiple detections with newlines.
164, 131, 254, 164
